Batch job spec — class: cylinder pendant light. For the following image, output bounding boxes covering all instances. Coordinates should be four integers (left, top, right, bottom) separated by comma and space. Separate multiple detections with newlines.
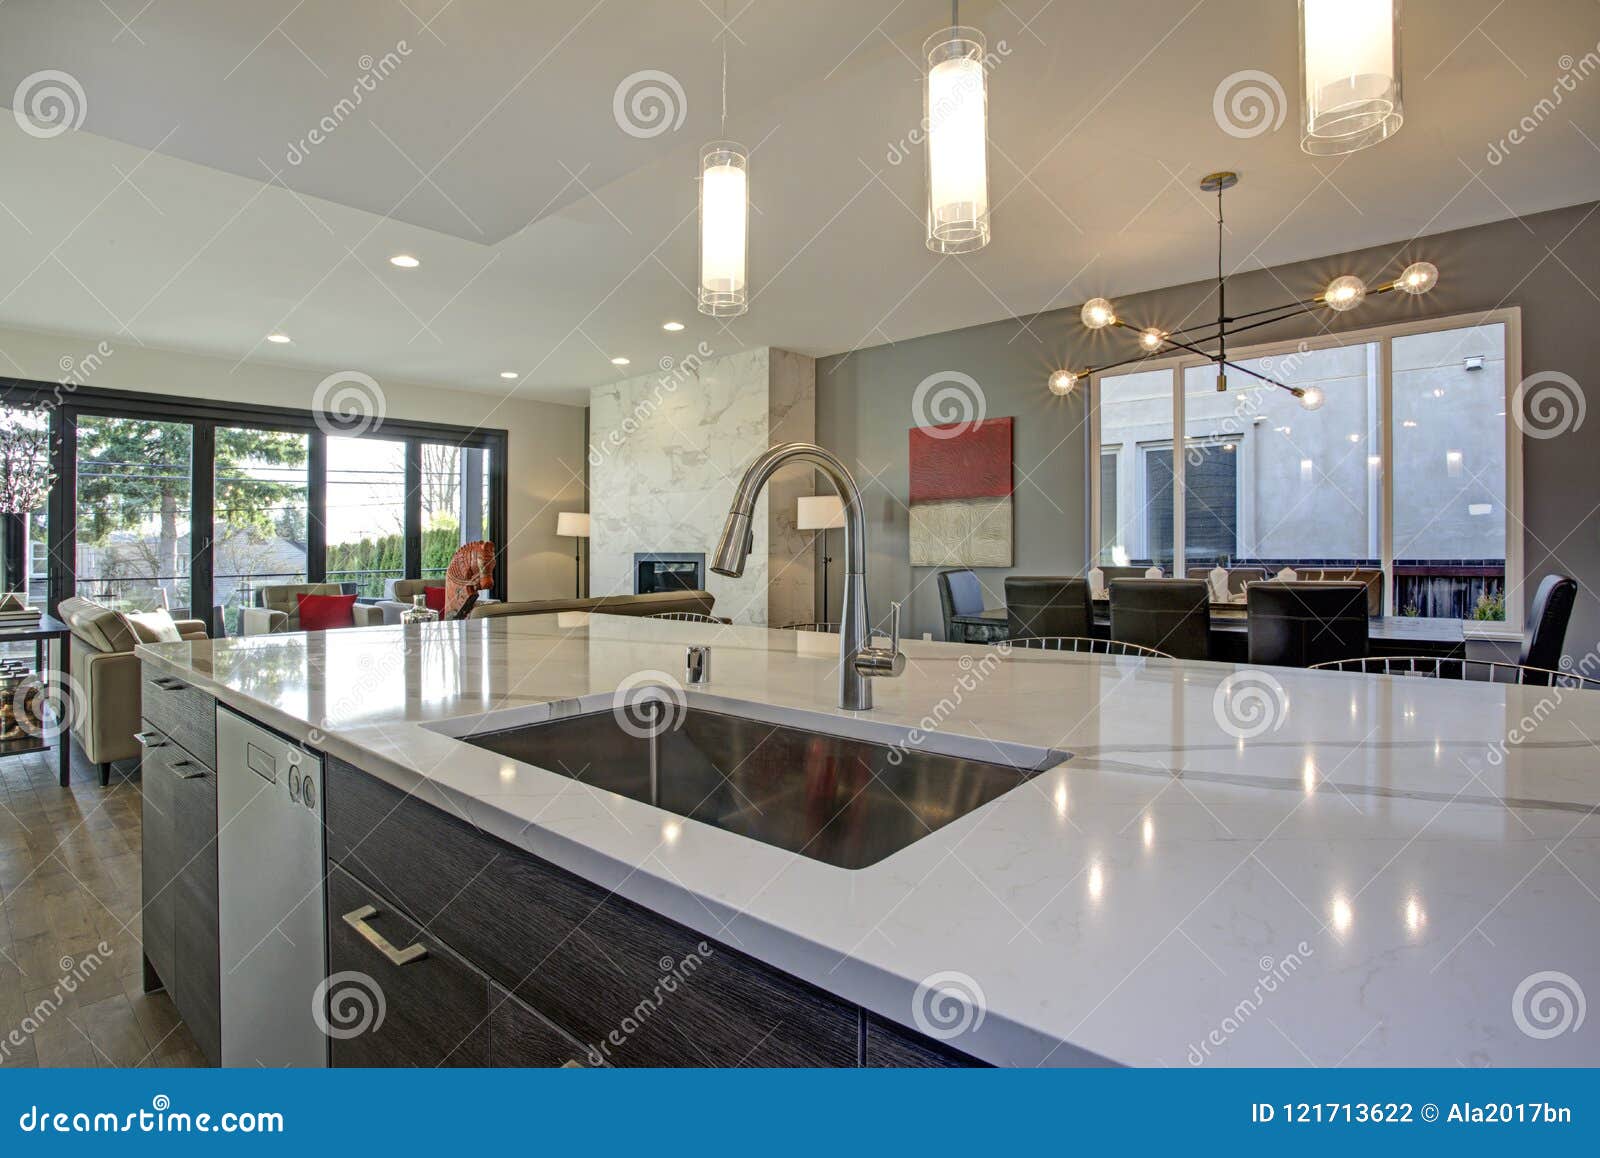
924, 24, 990, 254
698, 141, 749, 317
1299, 0, 1403, 155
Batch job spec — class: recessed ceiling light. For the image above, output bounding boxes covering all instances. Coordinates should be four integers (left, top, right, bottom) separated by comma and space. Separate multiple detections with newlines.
662, 321, 685, 332
266, 333, 291, 344
610, 356, 630, 366
499, 371, 519, 380
389, 254, 420, 268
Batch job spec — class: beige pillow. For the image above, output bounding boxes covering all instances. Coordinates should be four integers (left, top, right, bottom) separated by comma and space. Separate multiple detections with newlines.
127, 609, 184, 644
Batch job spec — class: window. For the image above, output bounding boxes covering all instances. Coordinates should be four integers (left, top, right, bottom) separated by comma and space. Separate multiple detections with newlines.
214, 427, 310, 635
1095, 368, 1175, 569
9, 381, 506, 627
420, 443, 493, 582
74, 416, 194, 613
1392, 323, 1507, 619
324, 436, 407, 599
1090, 312, 1518, 621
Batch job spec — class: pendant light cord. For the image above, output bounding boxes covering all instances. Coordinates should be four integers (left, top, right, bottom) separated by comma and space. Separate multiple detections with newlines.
1216, 184, 1225, 368
721, 0, 728, 136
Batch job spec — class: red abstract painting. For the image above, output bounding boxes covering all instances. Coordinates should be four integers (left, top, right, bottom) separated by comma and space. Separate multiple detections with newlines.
908, 417, 1013, 567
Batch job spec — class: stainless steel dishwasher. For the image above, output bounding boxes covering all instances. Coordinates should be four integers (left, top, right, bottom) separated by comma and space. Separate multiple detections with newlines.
217, 706, 328, 1067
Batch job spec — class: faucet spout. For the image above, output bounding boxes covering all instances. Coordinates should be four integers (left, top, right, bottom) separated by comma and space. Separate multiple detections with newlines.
712, 442, 902, 711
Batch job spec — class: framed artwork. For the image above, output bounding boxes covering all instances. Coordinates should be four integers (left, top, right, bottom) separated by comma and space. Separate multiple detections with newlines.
908, 417, 1013, 567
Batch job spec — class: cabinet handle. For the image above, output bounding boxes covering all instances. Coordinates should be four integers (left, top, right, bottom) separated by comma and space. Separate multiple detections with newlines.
343, 904, 428, 966
152, 676, 184, 691
133, 731, 167, 748
168, 758, 205, 780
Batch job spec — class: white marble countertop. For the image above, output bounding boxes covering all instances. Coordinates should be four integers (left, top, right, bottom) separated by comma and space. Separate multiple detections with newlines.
139, 615, 1600, 1067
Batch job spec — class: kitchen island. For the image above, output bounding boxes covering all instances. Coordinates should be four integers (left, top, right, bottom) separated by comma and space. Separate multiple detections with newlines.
136, 613, 1600, 1067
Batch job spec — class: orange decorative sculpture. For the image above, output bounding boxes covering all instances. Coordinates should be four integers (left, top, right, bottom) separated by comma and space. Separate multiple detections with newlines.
443, 541, 496, 620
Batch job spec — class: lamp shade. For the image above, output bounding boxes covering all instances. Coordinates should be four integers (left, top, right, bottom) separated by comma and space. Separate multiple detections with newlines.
556, 512, 590, 538
796, 495, 845, 531
1299, 0, 1403, 155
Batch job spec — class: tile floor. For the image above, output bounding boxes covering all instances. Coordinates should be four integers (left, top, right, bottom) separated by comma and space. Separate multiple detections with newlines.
0, 749, 205, 1067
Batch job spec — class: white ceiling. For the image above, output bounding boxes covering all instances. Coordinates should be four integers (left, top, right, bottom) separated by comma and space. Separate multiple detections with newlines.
0, 0, 1597, 406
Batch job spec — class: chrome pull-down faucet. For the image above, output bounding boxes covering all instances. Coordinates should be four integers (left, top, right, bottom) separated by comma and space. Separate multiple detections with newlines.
711, 442, 904, 711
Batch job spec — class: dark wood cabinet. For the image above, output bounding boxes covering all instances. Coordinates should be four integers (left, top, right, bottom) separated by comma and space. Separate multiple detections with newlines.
325, 756, 860, 1067
138, 671, 221, 1065
173, 762, 220, 1065
863, 1012, 984, 1068
325, 865, 492, 1067
140, 668, 217, 767
138, 728, 179, 994
487, 984, 592, 1068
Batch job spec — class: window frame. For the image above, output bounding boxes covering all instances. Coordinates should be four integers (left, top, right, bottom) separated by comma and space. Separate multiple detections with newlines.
0, 378, 510, 625
1088, 307, 1523, 627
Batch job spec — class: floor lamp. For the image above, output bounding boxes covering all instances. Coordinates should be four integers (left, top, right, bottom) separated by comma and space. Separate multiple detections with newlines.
556, 512, 590, 597
796, 495, 845, 624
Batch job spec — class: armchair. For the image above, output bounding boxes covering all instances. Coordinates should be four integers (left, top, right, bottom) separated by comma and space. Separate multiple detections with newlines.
58, 596, 209, 786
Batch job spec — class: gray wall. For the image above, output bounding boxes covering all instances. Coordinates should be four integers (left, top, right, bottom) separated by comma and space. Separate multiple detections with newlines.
816, 201, 1600, 658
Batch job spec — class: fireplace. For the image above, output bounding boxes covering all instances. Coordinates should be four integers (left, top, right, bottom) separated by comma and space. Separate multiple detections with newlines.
634, 552, 705, 595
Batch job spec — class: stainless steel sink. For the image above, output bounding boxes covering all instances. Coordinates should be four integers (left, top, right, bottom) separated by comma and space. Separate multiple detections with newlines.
459, 706, 1063, 869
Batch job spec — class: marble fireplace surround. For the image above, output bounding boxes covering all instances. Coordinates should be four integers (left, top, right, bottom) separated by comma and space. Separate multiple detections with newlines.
589, 347, 817, 626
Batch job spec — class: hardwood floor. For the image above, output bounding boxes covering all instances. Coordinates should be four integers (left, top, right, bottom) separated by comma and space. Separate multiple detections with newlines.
0, 745, 206, 1068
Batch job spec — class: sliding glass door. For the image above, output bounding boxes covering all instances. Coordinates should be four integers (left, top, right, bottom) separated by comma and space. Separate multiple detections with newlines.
214, 427, 311, 635
74, 415, 194, 614
324, 436, 407, 599
420, 443, 493, 583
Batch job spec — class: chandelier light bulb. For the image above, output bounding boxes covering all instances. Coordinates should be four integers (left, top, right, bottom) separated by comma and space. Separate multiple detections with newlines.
1397, 261, 1438, 294
1323, 275, 1367, 311
1081, 298, 1116, 330
1299, 385, 1326, 411
1048, 369, 1080, 396
1139, 328, 1166, 351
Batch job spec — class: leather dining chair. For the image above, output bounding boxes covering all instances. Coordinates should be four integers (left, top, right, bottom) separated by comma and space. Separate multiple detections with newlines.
1247, 581, 1368, 669
1518, 573, 1577, 683
1004, 576, 1091, 641
937, 568, 1006, 643
1108, 579, 1210, 660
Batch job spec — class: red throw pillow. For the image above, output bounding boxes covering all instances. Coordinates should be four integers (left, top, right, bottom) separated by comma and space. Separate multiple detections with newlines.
296, 592, 358, 631
423, 585, 447, 613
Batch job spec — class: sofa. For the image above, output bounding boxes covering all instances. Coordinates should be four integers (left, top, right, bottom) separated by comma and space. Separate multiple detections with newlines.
239, 583, 385, 634
468, 590, 716, 620
57, 596, 209, 785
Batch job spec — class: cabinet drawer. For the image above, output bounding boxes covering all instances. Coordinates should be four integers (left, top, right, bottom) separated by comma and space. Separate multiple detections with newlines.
138, 726, 179, 991
140, 668, 216, 767
863, 1012, 983, 1068
327, 865, 491, 1067
173, 763, 220, 1066
489, 984, 593, 1068
325, 758, 859, 1067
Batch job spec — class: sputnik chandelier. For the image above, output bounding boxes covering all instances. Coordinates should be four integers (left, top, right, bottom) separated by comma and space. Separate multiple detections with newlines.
1048, 172, 1438, 406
